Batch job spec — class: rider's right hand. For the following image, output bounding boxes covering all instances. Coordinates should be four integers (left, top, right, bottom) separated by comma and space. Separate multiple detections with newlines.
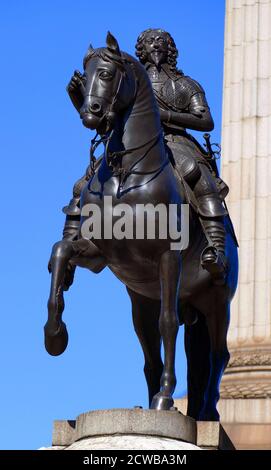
66, 70, 85, 94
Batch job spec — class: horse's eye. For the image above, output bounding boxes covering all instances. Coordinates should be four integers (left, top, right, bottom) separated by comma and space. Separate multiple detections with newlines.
99, 70, 113, 80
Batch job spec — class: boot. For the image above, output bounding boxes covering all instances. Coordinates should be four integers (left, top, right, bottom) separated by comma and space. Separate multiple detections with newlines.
200, 217, 227, 284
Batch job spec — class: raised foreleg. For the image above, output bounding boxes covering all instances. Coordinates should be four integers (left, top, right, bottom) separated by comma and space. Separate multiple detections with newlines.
44, 238, 106, 356
44, 240, 75, 356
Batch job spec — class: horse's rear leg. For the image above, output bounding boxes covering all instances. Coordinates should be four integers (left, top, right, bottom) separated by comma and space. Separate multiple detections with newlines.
151, 250, 181, 410
184, 310, 211, 420
200, 297, 230, 421
44, 240, 75, 356
127, 288, 163, 407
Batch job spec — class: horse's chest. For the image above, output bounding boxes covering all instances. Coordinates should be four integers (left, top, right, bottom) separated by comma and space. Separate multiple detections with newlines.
82, 170, 175, 207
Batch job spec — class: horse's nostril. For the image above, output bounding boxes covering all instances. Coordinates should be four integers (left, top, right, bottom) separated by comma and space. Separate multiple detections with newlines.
90, 102, 102, 113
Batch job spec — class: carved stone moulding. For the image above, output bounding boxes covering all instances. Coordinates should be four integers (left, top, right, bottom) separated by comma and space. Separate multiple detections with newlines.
220, 382, 271, 399
226, 349, 271, 369
220, 347, 271, 399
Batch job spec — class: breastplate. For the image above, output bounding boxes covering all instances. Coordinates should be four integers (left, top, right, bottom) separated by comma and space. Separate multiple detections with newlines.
147, 66, 168, 96
161, 77, 193, 111
147, 66, 192, 112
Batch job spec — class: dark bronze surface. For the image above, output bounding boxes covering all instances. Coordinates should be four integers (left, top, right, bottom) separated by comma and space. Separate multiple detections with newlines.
45, 32, 238, 421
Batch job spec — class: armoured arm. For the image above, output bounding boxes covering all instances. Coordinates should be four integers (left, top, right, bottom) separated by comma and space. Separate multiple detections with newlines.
160, 96, 214, 132
159, 77, 214, 132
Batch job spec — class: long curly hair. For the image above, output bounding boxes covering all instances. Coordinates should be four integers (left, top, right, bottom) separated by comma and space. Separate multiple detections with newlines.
135, 28, 183, 74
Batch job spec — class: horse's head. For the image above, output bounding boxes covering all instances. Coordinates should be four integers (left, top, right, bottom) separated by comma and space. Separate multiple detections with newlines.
80, 32, 137, 135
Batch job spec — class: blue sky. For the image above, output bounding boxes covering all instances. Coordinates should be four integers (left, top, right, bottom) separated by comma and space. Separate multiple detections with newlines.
0, 0, 225, 449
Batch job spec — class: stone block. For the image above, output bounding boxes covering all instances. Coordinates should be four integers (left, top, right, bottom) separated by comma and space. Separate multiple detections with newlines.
196, 421, 235, 450
52, 420, 76, 446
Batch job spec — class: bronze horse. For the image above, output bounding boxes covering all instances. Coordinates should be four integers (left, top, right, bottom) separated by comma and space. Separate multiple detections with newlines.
45, 33, 238, 420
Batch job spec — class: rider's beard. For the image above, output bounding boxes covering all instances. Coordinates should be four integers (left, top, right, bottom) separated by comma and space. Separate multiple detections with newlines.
149, 50, 167, 68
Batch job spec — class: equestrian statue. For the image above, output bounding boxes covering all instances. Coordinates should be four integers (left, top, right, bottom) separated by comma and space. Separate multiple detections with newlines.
44, 31, 238, 421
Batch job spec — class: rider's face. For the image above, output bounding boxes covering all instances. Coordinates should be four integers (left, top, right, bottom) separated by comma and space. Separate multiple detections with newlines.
143, 32, 168, 67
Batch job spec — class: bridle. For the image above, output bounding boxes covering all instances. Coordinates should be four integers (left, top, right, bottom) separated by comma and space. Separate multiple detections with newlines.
88, 56, 137, 173
87, 56, 169, 193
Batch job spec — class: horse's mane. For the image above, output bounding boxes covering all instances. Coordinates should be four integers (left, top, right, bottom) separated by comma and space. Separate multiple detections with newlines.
83, 47, 138, 73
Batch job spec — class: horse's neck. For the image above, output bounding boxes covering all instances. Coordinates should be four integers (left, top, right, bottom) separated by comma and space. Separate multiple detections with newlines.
123, 77, 161, 148
111, 72, 166, 170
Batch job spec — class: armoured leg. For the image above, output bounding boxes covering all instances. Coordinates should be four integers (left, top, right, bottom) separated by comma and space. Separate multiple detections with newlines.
61, 214, 81, 290
192, 164, 227, 281
176, 155, 228, 282
62, 214, 80, 240
200, 217, 227, 282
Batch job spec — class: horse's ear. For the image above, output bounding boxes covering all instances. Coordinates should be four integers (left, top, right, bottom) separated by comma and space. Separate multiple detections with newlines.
85, 43, 94, 55
83, 43, 94, 68
106, 31, 121, 56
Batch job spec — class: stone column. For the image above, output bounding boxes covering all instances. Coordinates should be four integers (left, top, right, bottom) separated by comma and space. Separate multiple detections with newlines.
219, 0, 271, 449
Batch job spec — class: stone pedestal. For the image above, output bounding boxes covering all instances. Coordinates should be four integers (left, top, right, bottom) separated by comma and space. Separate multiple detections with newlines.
219, 0, 271, 449
41, 408, 234, 450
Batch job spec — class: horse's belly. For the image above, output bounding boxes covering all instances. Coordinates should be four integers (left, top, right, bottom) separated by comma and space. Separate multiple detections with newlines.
108, 263, 161, 299
99, 239, 161, 299
108, 256, 210, 301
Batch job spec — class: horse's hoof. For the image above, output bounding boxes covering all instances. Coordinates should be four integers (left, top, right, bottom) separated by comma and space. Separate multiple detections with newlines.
44, 322, 69, 356
150, 393, 174, 411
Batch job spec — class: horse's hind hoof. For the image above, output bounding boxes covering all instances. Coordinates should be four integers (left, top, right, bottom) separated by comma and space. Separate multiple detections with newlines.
44, 322, 69, 356
150, 393, 174, 411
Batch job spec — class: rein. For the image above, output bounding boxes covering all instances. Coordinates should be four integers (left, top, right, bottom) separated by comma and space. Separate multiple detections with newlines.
89, 129, 168, 191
